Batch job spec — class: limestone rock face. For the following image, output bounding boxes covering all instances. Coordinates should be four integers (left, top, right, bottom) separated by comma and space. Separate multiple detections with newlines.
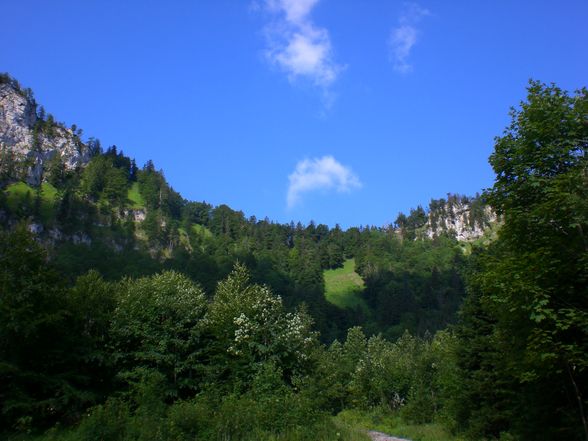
0, 80, 91, 185
424, 199, 497, 241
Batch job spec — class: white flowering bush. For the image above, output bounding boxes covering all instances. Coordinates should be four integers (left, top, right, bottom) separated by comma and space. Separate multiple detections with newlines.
205, 263, 317, 385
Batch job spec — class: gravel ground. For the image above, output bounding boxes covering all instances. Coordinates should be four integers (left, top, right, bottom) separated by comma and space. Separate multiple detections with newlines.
367, 430, 411, 441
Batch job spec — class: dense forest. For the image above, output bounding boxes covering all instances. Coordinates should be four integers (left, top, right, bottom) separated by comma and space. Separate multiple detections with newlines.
0, 74, 586, 440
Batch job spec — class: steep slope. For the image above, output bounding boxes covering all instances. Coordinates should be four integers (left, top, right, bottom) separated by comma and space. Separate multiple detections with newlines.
0, 74, 90, 185
424, 195, 496, 241
393, 194, 497, 242
0, 74, 495, 343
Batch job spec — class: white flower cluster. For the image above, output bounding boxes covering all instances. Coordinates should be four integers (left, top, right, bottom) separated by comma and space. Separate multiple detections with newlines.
226, 291, 313, 365
228, 313, 255, 355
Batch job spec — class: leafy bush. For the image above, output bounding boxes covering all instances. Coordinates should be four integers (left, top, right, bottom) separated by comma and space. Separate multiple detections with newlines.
111, 271, 207, 399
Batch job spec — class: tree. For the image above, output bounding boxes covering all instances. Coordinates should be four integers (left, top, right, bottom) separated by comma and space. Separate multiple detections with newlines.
110, 271, 207, 399
0, 227, 89, 429
459, 81, 588, 440
103, 166, 128, 205
0, 149, 17, 182
86, 137, 102, 157
67, 270, 117, 396
45, 153, 67, 187
80, 155, 108, 198
204, 264, 317, 389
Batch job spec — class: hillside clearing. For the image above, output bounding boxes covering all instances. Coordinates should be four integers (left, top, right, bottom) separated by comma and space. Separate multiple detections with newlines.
127, 182, 145, 209
324, 259, 367, 310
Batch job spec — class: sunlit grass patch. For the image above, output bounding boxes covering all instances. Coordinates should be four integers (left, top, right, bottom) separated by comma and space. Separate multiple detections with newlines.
324, 259, 367, 311
127, 182, 144, 209
4, 181, 58, 221
5, 181, 34, 212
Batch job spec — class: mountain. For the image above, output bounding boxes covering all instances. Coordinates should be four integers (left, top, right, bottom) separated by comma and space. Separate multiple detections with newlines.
0, 75, 583, 441
424, 194, 496, 241
0, 73, 495, 342
0, 73, 495, 244
0, 74, 91, 186
391, 193, 496, 243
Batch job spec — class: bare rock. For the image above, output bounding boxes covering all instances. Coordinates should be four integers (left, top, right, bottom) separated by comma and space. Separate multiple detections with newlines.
0, 81, 90, 185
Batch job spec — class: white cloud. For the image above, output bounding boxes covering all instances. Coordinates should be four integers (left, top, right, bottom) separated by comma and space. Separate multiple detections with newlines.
389, 3, 430, 73
287, 156, 362, 208
267, 0, 318, 24
259, 0, 343, 89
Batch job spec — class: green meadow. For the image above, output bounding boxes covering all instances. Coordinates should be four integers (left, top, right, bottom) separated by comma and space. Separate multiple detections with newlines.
5, 182, 58, 221
324, 259, 367, 311
127, 182, 145, 209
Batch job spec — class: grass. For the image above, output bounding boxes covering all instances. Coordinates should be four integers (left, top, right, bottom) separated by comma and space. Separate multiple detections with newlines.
8, 414, 371, 441
5, 182, 34, 211
39, 183, 58, 220
5, 182, 59, 221
332, 416, 372, 441
335, 409, 466, 441
127, 182, 145, 209
324, 259, 368, 311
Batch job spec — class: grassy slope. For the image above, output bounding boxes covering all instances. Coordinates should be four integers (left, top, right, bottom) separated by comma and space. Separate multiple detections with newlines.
127, 182, 145, 209
5, 182, 58, 221
5, 182, 34, 211
324, 259, 367, 311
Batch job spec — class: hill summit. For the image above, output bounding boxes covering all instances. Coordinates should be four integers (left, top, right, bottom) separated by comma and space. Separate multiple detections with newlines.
0, 74, 91, 186
0, 72, 495, 245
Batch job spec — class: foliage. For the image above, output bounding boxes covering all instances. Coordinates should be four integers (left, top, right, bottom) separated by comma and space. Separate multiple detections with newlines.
81, 154, 130, 205
453, 81, 588, 440
2, 77, 586, 441
0, 227, 88, 429
305, 326, 455, 426
111, 271, 207, 399
335, 408, 465, 441
356, 232, 466, 339
23, 386, 368, 441
203, 264, 318, 388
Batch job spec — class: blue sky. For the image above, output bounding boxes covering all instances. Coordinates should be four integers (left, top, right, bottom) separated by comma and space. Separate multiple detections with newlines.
2, 0, 587, 228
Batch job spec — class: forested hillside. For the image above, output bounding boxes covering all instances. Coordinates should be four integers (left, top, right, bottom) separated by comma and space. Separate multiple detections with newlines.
0, 73, 484, 343
1, 75, 586, 440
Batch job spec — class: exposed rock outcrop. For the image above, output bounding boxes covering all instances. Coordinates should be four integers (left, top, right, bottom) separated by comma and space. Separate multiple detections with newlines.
393, 194, 498, 242
0, 76, 90, 185
424, 198, 497, 241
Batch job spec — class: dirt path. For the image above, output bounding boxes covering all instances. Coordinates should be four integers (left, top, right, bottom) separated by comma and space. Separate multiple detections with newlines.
367, 430, 411, 441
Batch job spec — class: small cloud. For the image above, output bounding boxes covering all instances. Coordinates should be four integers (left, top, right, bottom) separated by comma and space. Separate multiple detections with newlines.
258, 0, 344, 92
389, 3, 430, 73
287, 156, 362, 208
268, 0, 318, 24
390, 25, 418, 74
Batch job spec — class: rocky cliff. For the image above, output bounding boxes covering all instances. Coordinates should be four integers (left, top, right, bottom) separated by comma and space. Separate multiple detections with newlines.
0, 75, 90, 185
393, 194, 497, 242
424, 196, 497, 241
